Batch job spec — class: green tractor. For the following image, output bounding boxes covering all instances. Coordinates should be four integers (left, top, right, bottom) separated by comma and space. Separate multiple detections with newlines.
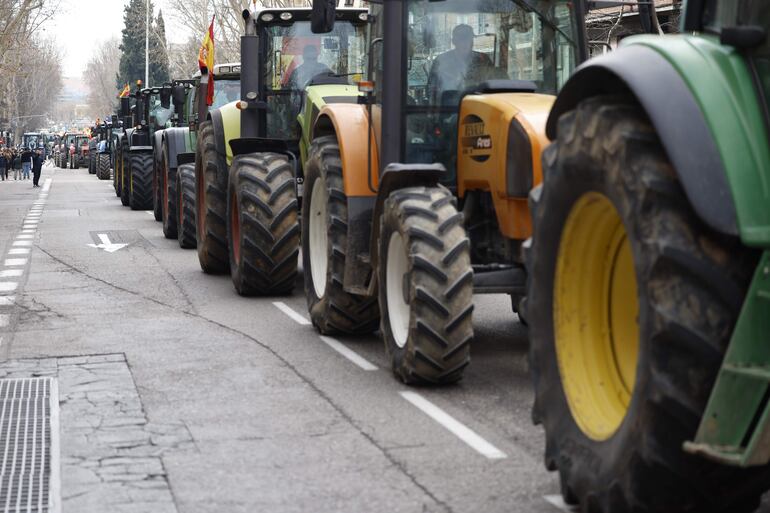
196, 6, 368, 297
115, 83, 169, 211
160, 67, 241, 248
527, 1, 770, 511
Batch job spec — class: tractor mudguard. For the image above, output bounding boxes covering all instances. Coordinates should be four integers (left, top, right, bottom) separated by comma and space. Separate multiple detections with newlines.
208, 102, 240, 168
163, 127, 190, 170
365, 163, 446, 295
548, 38, 770, 244
299, 84, 360, 164
153, 129, 164, 165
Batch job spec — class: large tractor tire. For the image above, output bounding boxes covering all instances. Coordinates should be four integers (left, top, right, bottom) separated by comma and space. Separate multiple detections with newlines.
97, 154, 111, 180
176, 163, 197, 249
88, 155, 95, 174
195, 121, 229, 273
527, 95, 769, 513
302, 135, 379, 335
120, 149, 130, 206
161, 144, 177, 239
129, 152, 153, 211
378, 186, 473, 385
227, 153, 300, 296
152, 150, 163, 222
114, 147, 123, 197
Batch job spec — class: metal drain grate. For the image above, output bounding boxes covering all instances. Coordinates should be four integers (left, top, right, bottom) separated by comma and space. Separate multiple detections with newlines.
0, 378, 59, 513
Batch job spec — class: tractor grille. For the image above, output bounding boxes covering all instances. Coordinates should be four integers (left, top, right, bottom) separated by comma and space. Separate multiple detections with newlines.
0, 378, 58, 513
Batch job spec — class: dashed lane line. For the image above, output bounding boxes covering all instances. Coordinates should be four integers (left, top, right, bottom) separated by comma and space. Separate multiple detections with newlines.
399, 391, 507, 460
4, 259, 26, 266
16, 235, 33, 240
0, 314, 8, 328
544, 495, 578, 512
12, 240, 33, 247
0, 270, 23, 278
272, 301, 311, 325
8, 249, 30, 255
320, 336, 378, 371
0, 297, 15, 306
0, 282, 18, 293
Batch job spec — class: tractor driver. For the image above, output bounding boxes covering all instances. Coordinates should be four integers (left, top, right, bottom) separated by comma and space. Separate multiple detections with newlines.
288, 45, 333, 90
427, 24, 497, 104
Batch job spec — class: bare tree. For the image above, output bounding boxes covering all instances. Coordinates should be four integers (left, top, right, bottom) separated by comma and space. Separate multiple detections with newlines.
83, 38, 122, 120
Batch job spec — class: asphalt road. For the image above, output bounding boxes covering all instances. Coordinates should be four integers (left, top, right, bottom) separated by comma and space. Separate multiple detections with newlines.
0, 165, 767, 513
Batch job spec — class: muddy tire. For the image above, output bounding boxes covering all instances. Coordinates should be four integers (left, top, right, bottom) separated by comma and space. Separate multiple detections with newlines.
301, 136, 379, 334
528, 95, 769, 513
195, 121, 229, 273
97, 154, 111, 180
161, 143, 178, 239
177, 163, 197, 249
227, 153, 299, 296
378, 186, 472, 385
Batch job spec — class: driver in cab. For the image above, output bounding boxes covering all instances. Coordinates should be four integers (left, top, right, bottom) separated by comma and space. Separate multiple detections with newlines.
288, 45, 333, 90
427, 24, 496, 104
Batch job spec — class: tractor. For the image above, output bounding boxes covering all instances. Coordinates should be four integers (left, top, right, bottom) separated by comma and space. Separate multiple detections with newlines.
114, 82, 166, 211
92, 119, 114, 181
305, 0, 585, 383
525, 0, 770, 511
160, 66, 240, 248
70, 134, 90, 169
87, 124, 100, 175
56, 132, 80, 168
196, 6, 368, 297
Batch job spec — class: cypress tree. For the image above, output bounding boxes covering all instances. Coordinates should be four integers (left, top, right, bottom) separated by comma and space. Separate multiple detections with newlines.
150, 10, 170, 85
117, 0, 171, 89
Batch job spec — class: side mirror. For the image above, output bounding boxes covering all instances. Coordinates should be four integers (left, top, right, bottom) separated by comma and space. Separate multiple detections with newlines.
119, 97, 130, 117
172, 85, 186, 107
311, 0, 336, 34
160, 88, 172, 109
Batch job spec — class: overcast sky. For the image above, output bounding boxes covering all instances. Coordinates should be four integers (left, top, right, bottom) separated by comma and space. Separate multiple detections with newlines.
45, 0, 186, 78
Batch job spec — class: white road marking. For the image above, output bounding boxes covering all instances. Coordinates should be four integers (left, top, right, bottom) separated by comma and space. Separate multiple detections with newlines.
145, 211, 154, 216
0, 297, 15, 306
42, 178, 51, 191
4, 259, 26, 267
399, 391, 507, 460
21, 230, 34, 234
273, 302, 311, 325
0, 270, 23, 278
12, 240, 32, 247
320, 336, 378, 371
87, 233, 128, 253
0, 282, 18, 293
16, 235, 33, 240
0, 314, 9, 327
8, 249, 30, 255
544, 495, 578, 512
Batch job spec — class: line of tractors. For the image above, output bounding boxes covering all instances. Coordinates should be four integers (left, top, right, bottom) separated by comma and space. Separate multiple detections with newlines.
86, 1, 770, 511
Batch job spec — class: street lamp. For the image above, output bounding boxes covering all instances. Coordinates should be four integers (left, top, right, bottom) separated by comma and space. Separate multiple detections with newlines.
145, 0, 150, 86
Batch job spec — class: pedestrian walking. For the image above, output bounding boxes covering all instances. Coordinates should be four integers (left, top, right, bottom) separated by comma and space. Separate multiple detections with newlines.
21, 147, 33, 180
0, 151, 7, 181
12, 150, 21, 180
32, 149, 43, 188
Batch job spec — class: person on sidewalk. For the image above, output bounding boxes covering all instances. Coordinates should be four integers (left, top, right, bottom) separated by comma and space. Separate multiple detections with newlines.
12, 150, 21, 180
32, 149, 43, 187
21, 147, 33, 180
0, 151, 7, 181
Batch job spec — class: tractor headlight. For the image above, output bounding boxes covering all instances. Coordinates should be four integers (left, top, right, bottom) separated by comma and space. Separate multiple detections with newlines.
506, 119, 533, 198
260, 13, 274, 22
279, 12, 292, 21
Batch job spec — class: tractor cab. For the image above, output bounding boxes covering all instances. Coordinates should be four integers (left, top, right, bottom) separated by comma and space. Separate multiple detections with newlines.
190, 63, 242, 131
238, 7, 368, 160
22, 133, 42, 151
141, 85, 175, 134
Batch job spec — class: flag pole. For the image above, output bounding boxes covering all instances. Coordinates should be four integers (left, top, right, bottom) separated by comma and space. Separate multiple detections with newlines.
145, 0, 149, 86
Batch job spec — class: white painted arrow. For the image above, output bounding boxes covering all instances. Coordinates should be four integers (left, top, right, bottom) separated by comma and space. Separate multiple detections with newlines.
87, 233, 128, 253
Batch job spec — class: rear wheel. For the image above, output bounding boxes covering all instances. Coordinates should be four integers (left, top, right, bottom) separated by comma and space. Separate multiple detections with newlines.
120, 149, 130, 207
114, 145, 122, 196
378, 186, 473, 384
129, 152, 153, 211
301, 136, 379, 334
89, 154, 96, 174
528, 96, 769, 513
177, 163, 197, 249
227, 153, 299, 296
97, 154, 111, 180
195, 121, 229, 273
161, 144, 177, 239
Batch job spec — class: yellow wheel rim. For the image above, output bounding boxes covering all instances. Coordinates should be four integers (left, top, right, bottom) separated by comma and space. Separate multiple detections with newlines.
554, 192, 639, 441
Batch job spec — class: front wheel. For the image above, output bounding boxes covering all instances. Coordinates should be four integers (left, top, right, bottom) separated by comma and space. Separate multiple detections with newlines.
177, 164, 197, 249
129, 152, 153, 211
97, 154, 111, 180
227, 153, 299, 296
378, 186, 473, 385
301, 136, 379, 334
528, 95, 769, 513
162, 143, 178, 239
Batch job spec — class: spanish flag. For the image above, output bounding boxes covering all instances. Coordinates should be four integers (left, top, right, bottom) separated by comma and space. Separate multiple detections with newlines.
198, 16, 215, 105
119, 83, 130, 98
